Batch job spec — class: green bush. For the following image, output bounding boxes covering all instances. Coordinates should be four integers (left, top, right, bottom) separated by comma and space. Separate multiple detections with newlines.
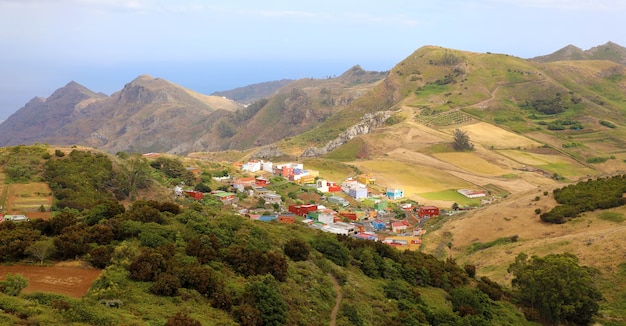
0, 273, 29, 296
509, 253, 602, 325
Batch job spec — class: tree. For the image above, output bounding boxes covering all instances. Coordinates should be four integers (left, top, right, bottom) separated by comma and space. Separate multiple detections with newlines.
452, 128, 474, 151
449, 286, 492, 317
241, 275, 287, 326
283, 238, 309, 262
509, 253, 603, 325
0, 273, 29, 296
150, 273, 180, 296
26, 239, 56, 264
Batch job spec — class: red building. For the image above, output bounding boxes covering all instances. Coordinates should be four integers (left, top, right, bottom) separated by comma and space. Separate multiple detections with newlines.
184, 190, 205, 200
288, 204, 318, 216
255, 177, 269, 186
328, 182, 341, 192
275, 166, 294, 178
339, 211, 358, 221
278, 213, 296, 224
418, 206, 439, 218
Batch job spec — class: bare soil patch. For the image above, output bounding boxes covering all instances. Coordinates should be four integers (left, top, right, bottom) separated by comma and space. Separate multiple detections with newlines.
0, 264, 102, 297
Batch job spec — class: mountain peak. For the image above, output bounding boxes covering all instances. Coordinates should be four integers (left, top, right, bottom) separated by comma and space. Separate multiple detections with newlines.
47, 80, 99, 102
532, 42, 626, 65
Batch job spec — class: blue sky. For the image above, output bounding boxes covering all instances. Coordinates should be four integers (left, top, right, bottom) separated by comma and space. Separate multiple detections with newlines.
1, 0, 625, 119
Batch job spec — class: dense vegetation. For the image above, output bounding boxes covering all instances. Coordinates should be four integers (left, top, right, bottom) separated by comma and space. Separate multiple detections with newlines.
0, 146, 607, 325
540, 175, 626, 223
509, 253, 602, 325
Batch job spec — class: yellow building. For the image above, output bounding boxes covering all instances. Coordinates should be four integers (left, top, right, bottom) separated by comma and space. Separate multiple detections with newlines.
356, 174, 376, 185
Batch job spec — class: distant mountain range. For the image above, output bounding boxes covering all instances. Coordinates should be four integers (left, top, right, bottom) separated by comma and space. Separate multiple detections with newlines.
1, 42, 625, 156
531, 41, 626, 65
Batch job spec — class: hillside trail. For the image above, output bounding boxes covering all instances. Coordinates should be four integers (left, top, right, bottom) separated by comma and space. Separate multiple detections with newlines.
328, 273, 343, 326
471, 85, 500, 109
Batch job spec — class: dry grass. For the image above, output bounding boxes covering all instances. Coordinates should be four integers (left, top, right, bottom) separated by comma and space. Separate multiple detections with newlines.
432, 152, 511, 176
445, 122, 542, 149
421, 184, 626, 309
5, 182, 52, 218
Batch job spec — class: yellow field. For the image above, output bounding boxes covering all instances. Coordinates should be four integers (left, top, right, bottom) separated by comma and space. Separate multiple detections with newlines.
497, 149, 594, 177
448, 122, 542, 149
349, 159, 474, 194
432, 152, 511, 176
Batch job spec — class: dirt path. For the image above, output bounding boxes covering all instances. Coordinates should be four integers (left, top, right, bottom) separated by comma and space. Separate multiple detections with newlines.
328, 273, 342, 326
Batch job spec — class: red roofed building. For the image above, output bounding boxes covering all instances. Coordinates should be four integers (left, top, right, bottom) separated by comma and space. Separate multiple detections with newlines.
184, 190, 205, 200
418, 206, 439, 218
391, 220, 410, 233
288, 204, 318, 216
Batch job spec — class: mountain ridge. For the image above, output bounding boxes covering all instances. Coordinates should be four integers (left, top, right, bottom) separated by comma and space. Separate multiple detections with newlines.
1, 42, 626, 157
532, 41, 626, 65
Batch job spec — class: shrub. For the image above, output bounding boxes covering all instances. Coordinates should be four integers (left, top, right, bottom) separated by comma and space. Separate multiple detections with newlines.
150, 273, 180, 297
311, 235, 350, 267
599, 120, 616, 128
165, 311, 201, 326
283, 238, 310, 262
0, 273, 29, 296
463, 264, 476, 278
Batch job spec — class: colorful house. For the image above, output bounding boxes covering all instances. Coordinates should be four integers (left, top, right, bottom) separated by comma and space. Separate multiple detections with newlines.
348, 187, 368, 200
356, 174, 376, 185
233, 177, 256, 192
391, 220, 410, 233
355, 232, 379, 241
363, 197, 387, 211
288, 204, 318, 216
342, 178, 368, 199
339, 211, 358, 221
242, 160, 262, 172
255, 176, 270, 186
328, 182, 341, 192
259, 215, 278, 222
418, 206, 440, 218
371, 219, 387, 231
184, 190, 205, 200
386, 188, 404, 200
211, 191, 238, 205
316, 180, 341, 192
307, 209, 336, 224
278, 213, 296, 224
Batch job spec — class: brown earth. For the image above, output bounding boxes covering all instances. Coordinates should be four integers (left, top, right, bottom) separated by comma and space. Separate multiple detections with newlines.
0, 263, 102, 298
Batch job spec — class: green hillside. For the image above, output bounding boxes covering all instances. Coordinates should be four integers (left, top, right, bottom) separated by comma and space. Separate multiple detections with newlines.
0, 145, 544, 326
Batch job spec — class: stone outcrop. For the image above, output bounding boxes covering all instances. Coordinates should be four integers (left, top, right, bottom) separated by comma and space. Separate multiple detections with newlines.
301, 111, 393, 157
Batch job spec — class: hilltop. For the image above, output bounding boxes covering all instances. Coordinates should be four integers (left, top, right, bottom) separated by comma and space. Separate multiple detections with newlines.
532, 41, 626, 65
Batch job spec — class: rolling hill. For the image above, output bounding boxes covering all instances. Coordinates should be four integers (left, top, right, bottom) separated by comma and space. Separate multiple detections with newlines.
2, 40, 626, 323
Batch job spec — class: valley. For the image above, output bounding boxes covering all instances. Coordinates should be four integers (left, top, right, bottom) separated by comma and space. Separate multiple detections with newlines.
1, 42, 626, 324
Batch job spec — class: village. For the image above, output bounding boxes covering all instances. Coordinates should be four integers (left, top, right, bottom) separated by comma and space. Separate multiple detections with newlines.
175, 159, 490, 251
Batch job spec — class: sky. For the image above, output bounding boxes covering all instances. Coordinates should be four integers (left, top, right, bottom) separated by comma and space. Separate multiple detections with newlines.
1, 0, 625, 120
